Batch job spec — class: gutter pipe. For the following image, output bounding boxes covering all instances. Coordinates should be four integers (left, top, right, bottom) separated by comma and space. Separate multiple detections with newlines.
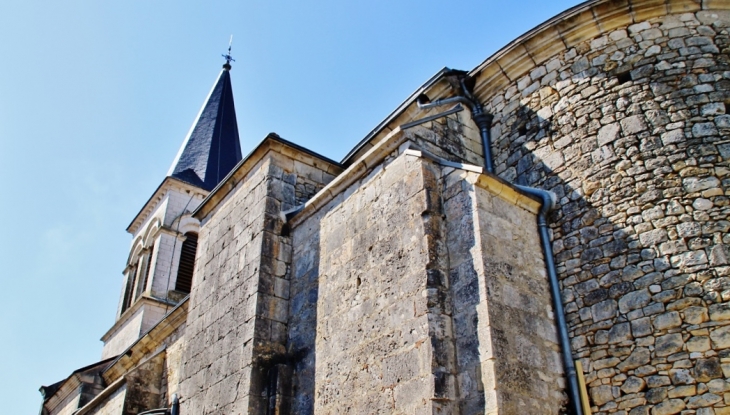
416, 79, 495, 174
515, 184, 583, 415
171, 394, 180, 415
416, 83, 583, 415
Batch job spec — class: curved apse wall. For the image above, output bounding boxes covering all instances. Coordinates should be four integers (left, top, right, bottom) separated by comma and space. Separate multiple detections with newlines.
469, 1, 730, 414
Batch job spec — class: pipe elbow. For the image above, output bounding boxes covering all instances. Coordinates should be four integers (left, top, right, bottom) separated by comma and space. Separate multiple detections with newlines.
514, 184, 557, 217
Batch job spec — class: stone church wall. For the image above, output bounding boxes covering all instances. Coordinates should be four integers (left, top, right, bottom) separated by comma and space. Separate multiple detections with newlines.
312, 154, 454, 414
179, 146, 337, 414
444, 168, 565, 414
286, 144, 564, 414
471, 7, 730, 415
179, 156, 275, 414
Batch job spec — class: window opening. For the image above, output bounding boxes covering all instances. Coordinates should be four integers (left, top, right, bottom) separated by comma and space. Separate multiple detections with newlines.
175, 233, 198, 293
136, 246, 154, 300
121, 265, 137, 314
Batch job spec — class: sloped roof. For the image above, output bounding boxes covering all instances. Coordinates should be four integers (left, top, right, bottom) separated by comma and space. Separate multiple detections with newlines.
167, 65, 243, 191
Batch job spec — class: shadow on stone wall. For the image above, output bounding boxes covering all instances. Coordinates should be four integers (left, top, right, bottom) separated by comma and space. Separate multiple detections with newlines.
288, 225, 322, 415
500, 62, 730, 411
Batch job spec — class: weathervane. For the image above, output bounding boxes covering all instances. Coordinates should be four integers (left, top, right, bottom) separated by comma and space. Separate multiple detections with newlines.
222, 35, 235, 69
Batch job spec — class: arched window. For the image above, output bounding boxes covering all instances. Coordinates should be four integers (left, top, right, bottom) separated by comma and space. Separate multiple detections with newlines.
175, 233, 198, 293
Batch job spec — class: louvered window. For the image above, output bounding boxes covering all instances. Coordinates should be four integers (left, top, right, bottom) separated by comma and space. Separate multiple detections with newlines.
175, 233, 198, 293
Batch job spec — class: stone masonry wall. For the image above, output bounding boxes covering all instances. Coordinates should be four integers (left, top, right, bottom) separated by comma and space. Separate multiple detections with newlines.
310, 153, 457, 414
443, 168, 565, 415
85, 385, 126, 415
179, 157, 274, 414
287, 147, 563, 414
180, 148, 335, 415
471, 9, 730, 415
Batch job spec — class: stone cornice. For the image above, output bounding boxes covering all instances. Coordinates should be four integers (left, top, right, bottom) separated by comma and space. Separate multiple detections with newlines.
127, 176, 208, 235
469, 0, 728, 99
100, 295, 178, 342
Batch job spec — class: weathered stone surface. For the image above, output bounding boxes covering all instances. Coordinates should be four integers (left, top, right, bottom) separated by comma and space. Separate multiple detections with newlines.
654, 311, 682, 330
620, 290, 652, 314
686, 393, 722, 408
621, 115, 648, 135
593, 299, 618, 321
711, 325, 730, 349
670, 369, 694, 385
694, 358, 723, 382
618, 347, 651, 371
650, 399, 685, 415
591, 384, 616, 406
622, 376, 646, 394
598, 123, 621, 146
656, 333, 684, 357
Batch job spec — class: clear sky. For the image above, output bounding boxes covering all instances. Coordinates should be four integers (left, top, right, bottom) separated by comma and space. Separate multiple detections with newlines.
0, 0, 583, 412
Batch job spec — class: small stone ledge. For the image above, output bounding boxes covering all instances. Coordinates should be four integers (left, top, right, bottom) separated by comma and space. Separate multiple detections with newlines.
403, 147, 543, 214
102, 297, 188, 383
100, 295, 178, 343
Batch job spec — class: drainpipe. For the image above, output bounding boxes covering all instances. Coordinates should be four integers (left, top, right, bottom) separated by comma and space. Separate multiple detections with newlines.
415, 81, 583, 415
514, 184, 583, 415
170, 394, 179, 415
416, 79, 494, 174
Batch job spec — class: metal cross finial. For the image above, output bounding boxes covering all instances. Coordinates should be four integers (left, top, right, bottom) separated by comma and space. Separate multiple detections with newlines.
222, 35, 235, 69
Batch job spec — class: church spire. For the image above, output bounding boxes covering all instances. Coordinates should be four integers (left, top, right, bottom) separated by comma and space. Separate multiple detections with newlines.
167, 51, 243, 191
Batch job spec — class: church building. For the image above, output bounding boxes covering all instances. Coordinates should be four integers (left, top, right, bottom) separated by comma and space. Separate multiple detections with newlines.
40, 1, 730, 414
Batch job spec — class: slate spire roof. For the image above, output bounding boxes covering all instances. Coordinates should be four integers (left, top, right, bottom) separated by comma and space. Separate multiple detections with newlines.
167, 63, 243, 191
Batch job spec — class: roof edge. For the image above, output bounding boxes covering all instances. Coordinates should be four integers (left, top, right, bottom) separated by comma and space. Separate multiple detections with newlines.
126, 176, 208, 235
339, 67, 451, 165
192, 133, 343, 220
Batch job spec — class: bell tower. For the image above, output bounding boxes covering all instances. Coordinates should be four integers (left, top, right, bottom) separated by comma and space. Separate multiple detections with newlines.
101, 59, 243, 359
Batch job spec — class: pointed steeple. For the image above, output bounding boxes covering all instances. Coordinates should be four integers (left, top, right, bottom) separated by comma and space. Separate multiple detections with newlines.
168, 62, 243, 191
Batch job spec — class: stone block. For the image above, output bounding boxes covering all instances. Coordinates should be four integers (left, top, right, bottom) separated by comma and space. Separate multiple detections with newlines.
710, 303, 730, 321
687, 393, 723, 409
688, 336, 712, 352
668, 384, 696, 398
656, 333, 684, 357
598, 122, 621, 146
618, 347, 651, 371
654, 311, 682, 330
621, 115, 648, 135
695, 358, 724, 382
590, 384, 615, 406
669, 368, 694, 385
693, 122, 719, 137
650, 398, 685, 415
622, 376, 646, 394
619, 290, 652, 314
609, 322, 633, 343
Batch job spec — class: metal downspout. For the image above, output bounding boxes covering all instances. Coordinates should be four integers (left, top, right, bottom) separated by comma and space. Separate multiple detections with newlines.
415, 91, 494, 174
514, 185, 583, 415
170, 394, 179, 415
416, 85, 583, 414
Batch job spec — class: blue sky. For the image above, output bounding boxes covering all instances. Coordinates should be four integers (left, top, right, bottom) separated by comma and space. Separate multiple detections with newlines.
0, 0, 582, 412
